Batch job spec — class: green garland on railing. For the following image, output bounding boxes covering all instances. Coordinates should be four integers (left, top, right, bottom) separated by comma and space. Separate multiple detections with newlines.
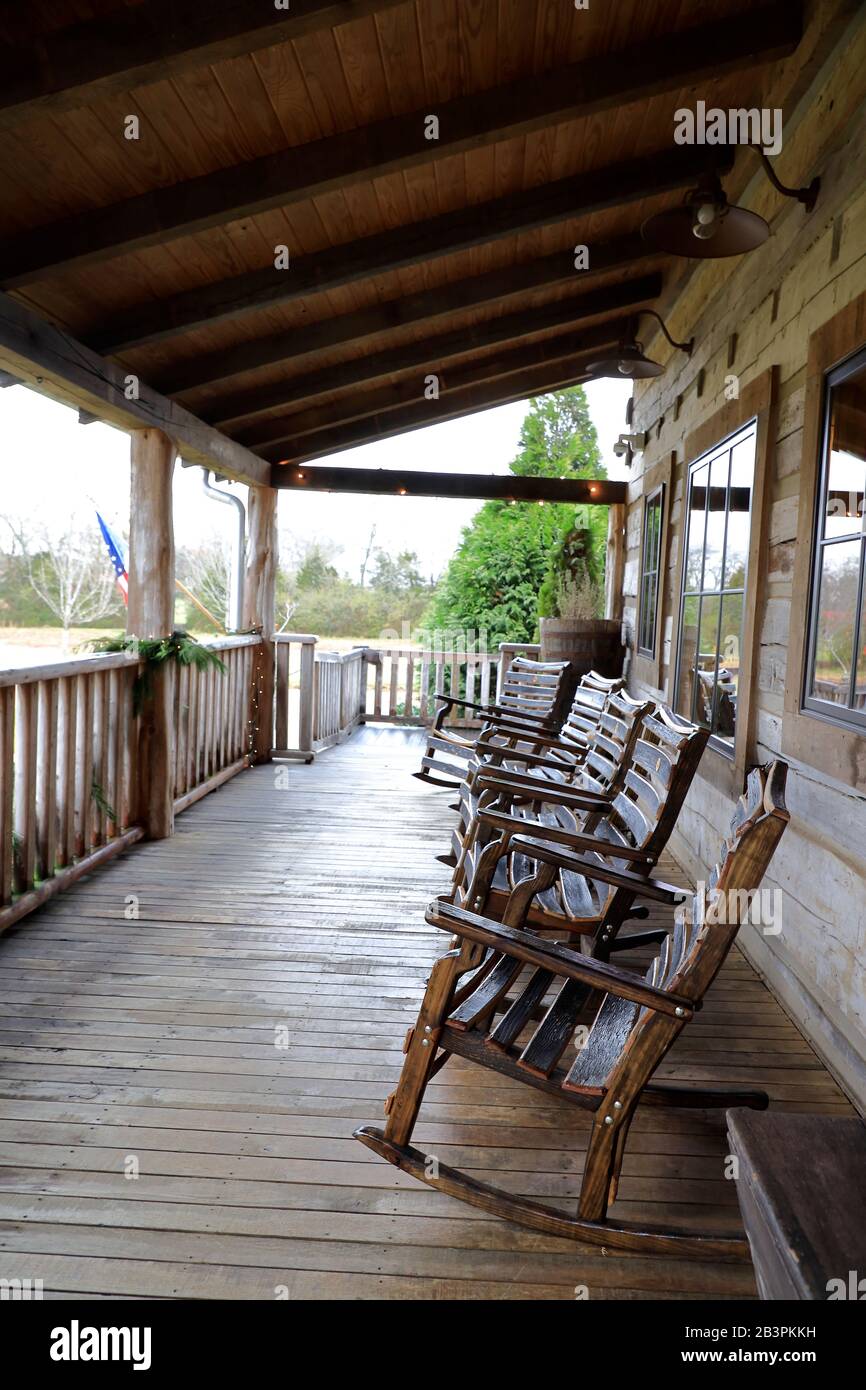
89, 630, 226, 716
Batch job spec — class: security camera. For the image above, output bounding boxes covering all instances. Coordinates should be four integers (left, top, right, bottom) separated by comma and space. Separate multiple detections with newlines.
613, 431, 648, 458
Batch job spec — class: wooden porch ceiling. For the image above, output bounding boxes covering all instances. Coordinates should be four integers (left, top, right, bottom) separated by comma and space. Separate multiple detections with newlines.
0, 0, 806, 480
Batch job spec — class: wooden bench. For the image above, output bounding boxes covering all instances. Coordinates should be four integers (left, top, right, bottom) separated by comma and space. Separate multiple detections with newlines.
727, 1109, 866, 1299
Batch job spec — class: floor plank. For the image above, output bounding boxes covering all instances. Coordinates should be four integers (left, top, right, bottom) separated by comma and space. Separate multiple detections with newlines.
0, 725, 854, 1299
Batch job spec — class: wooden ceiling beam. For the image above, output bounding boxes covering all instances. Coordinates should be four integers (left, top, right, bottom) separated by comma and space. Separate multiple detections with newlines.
163, 234, 653, 396
0, 292, 269, 488
234, 319, 632, 449
208, 272, 662, 427
0, 0, 410, 134
259, 354, 609, 465
89, 146, 724, 354
0, 3, 801, 286
270, 467, 626, 505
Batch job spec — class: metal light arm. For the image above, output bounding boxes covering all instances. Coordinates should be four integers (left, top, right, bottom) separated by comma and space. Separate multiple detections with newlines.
635, 309, 694, 356
757, 150, 820, 211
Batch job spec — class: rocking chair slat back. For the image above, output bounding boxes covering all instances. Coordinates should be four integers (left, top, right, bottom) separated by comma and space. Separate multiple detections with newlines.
566, 760, 790, 1096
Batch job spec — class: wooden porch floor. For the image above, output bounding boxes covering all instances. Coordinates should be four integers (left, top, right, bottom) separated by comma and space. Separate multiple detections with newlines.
0, 727, 854, 1300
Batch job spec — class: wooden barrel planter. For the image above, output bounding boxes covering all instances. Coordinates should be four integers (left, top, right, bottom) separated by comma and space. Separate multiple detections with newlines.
538, 617, 624, 683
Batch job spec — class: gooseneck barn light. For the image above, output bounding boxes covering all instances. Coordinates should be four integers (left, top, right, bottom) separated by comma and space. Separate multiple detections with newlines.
585, 309, 693, 379
641, 151, 820, 259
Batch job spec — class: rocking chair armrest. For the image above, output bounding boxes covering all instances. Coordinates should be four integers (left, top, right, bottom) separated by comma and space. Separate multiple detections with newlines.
480, 711, 560, 737
475, 808, 655, 864
425, 899, 696, 1019
435, 694, 498, 716
473, 738, 587, 770
475, 771, 611, 811
509, 836, 689, 904
483, 724, 586, 749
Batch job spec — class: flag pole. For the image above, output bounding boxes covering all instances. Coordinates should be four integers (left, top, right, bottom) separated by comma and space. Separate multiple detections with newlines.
174, 578, 225, 634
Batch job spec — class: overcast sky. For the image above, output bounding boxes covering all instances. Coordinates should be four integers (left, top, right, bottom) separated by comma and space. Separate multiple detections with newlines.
0, 378, 632, 582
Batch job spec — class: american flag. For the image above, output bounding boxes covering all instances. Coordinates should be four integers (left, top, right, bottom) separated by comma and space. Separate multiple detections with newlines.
96, 511, 129, 605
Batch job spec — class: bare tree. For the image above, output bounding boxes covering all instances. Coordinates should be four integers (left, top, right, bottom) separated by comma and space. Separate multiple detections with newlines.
177, 536, 231, 628
2, 515, 122, 651
359, 523, 377, 587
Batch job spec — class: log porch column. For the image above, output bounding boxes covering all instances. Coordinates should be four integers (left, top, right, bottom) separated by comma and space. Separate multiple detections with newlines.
243, 484, 278, 762
127, 427, 177, 839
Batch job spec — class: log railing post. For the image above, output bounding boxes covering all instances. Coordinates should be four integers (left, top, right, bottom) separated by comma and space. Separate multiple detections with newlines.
128, 427, 176, 840
242, 484, 278, 762
298, 639, 316, 757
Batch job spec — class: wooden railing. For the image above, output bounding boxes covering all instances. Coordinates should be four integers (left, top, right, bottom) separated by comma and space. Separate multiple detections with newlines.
273, 635, 365, 757
0, 632, 541, 926
0, 652, 144, 932
173, 635, 262, 812
272, 637, 542, 756
362, 648, 501, 725
313, 648, 366, 749
273, 633, 317, 759
0, 634, 263, 932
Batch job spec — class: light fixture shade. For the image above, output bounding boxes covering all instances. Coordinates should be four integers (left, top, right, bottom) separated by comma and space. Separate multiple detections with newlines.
642, 199, 770, 258
586, 344, 664, 379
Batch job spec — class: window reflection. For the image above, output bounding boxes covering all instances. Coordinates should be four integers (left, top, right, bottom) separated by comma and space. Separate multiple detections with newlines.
675, 423, 756, 750
638, 488, 663, 655
805, 348, 866, 723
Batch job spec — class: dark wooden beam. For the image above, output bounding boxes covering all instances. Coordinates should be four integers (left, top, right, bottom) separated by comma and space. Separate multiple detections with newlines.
164, 235, 652, 396
0, 3, 800, 286
0, 0, 409, 134
0, 292, 269, 488
89, 147, 722, 354
271, 466, 626, 506
208, 273, 662, 427
235, 320, 630, 449
258, 354, 605, 465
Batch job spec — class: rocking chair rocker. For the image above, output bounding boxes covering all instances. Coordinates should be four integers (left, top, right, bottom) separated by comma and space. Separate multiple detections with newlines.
356, 760, 790, 1259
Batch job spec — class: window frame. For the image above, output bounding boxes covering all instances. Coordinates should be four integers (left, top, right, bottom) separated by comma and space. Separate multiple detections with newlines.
673, 420, 757, 759
637, 483, 664, 658
666, 368, 776, 798
784, 293, 866, 792
800, 343, 866, 732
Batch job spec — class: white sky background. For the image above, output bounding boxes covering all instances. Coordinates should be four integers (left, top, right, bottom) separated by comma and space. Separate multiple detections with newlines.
0, 378, 632, 583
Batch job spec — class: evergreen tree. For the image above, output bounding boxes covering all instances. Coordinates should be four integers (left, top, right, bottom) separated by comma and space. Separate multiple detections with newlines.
425, 387, 607, 646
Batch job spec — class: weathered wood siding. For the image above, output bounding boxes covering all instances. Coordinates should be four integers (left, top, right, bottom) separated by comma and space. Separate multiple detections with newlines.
623, 9, 866, 1112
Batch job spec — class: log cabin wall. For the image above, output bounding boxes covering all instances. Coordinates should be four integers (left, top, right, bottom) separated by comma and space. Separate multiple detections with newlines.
622, 8, 866, 1112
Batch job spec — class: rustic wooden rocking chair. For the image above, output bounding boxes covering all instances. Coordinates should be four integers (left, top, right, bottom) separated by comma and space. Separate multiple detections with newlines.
356, 760, 790, 1259
459, 670, 626, 795
413, 655, 576, 788
449, 684, 641, 865
452, 705, 708, 962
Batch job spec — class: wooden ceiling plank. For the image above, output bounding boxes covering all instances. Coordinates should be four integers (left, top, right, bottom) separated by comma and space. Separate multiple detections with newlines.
261, 352, 611, 463
234, 317, 632, 447
207, 271, 662, 426
0, 2, 801, 284
0, 291, 269, 488
159, 232, 653, 395
88, 145, 721, 353
0, 0, 411, 133
270, 465, 626, 504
